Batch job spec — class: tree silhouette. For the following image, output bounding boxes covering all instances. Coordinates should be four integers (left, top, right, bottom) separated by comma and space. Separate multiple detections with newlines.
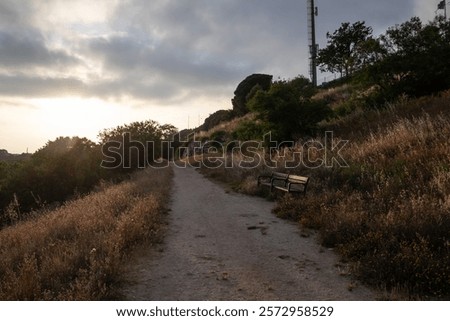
377, 17, 450, 97
318, 21, 375, 77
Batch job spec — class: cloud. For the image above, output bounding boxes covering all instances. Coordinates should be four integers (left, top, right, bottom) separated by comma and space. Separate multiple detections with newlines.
90, 0, 423, 96
81, 32, 254, 103
0, 30, 79, 69
0, 73, 86, 97
110, 0, 309, 73
0, 0, 35, 29
83, 0, 313, 103
316, 0, 416, 38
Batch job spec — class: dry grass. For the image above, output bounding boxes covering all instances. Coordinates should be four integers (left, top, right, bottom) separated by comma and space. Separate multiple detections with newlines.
196, 113, 256, 139
0, 167, 172, 300
313, 83, 353, 106
283, 104, 450, 298
319, 90, 450, 142
200, 92, 450, 298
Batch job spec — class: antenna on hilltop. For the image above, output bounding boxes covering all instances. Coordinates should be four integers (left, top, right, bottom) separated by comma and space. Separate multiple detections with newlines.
307, 0, 318, 87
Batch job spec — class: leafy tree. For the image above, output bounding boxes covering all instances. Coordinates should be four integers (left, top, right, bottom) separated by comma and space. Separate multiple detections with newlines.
367, 17, 450, 99
0, 137, 104, 224
320, 17, 450, 105
318, 21, 376, 77
99, 120, 177, 143
99, 120, 177, 168
33, 137, 103, 200
247, 76, 330, 141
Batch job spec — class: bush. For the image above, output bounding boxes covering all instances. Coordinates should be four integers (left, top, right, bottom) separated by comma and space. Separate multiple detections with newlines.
232, 120, 269, 141
248, 77, 331, 141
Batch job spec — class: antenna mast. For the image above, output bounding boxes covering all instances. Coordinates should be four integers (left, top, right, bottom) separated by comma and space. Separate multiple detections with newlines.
307, 0, 318, 86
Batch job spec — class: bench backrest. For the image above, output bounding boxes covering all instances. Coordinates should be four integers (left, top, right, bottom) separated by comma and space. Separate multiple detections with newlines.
272, 172, 289, 180
287, 174, 309, 184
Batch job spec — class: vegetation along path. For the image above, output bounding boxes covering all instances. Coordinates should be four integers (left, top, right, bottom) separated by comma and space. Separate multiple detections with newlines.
121, 166, 374, 300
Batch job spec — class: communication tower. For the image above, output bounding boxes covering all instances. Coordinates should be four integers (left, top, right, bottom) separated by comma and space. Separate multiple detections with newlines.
307, 0, 318, 86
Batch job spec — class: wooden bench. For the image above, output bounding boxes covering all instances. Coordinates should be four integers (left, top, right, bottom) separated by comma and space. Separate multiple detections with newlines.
257, 172, 309, 195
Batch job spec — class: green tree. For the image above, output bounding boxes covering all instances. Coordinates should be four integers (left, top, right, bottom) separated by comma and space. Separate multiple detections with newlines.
0, 137, 104, 224
318, 21, 376, 77
99, 120, 177, 168
247, 76, 330, 141
368, 17, 450, 99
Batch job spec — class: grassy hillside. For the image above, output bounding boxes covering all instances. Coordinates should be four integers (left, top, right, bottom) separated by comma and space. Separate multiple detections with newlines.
199, 91, 450, 298
0, 167, 172, 300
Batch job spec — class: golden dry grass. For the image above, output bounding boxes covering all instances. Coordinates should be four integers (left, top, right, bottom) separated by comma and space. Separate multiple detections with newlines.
0, 166, 172, 300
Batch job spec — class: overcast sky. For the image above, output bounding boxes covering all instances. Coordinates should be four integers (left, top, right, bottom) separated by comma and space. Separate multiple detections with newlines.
0, 0, 442, 153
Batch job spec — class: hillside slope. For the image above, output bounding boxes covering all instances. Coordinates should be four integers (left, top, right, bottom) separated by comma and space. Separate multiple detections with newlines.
0, 167, 171, 300
198, 91, 450, 298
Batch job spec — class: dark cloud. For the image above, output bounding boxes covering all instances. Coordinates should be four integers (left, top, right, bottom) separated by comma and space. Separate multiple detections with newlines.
111, 0, 309, 72
0, 1, 20, 26
0, 30, 79, 69
0, 0, 34, 28
86, 35, 146, 72
83, 33, 249, 102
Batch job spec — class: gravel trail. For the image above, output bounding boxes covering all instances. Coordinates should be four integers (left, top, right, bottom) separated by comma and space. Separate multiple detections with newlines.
120, 166, 374, 300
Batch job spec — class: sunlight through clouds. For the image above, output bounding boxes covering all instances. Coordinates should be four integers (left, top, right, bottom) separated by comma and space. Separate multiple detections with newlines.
35, 0, 116, 26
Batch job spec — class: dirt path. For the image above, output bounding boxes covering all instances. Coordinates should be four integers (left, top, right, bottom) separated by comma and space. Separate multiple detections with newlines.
120, 166, 375, 300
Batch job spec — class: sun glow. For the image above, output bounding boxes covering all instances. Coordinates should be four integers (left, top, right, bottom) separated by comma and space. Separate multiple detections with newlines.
1, 94, 226, 154
32, 97, 127, 141
1, 96, 157, 153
